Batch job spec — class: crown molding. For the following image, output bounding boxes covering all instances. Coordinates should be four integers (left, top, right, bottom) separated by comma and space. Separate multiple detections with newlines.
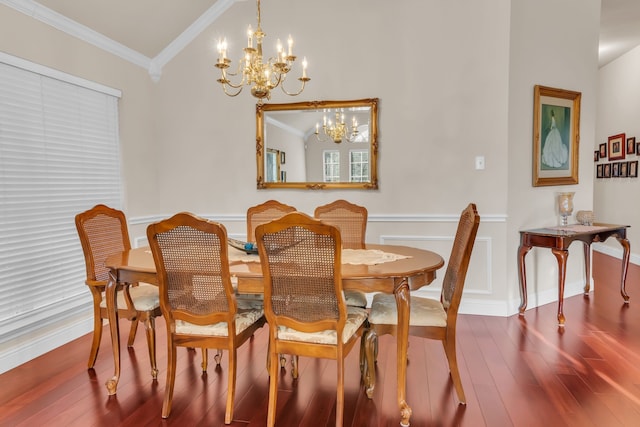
1, 0, 243, 82
150, 0, 238, 81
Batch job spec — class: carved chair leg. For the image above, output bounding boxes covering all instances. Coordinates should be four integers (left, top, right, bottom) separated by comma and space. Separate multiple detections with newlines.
443, 335, 466, 404
202, 348, 208, 372
225, 348, 237, 424
267, 340, 279, 427
291, 355, 299, 379
127, 318, 139, 347
162, 342, 177, 418
363, 329, 377, 398
88, 310, 103, 369
335, 357, 345, 427
143, 316, 158, 379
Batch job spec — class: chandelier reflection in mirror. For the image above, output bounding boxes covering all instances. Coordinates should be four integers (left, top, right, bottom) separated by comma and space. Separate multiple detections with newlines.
314, 111, 359, 143
215, 0, 310, 104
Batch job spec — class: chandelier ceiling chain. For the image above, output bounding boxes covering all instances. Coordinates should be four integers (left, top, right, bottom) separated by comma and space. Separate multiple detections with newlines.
215, 0, 310, 104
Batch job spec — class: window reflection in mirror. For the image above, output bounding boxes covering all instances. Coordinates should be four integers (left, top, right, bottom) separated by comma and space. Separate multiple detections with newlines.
266, 148, 281, 182
256, 99, 378, 189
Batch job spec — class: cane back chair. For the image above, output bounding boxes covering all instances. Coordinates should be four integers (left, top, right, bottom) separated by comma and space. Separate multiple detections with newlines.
75, 204, 161, 377
363, 203, 480, 404
147, 212, 265, 423
314, 199, 369, 308
256, 212, 369, 427
246, 200, 297, 244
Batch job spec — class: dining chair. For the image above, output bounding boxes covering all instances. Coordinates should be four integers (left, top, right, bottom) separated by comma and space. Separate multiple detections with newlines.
255, 212, 369, 427
246, 199, 297, 367
363, 203, 480, 404
246, 199, 297, 243
314, 199, 369, 308
75, 204, 161, 377
146, 212, 265, 423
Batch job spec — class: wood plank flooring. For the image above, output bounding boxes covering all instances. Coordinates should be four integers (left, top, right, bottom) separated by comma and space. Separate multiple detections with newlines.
1, 251, 640, 426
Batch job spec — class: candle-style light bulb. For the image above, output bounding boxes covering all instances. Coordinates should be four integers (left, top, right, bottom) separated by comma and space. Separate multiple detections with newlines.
216, 38, 228, 64
302, 57, 308, 78
287, 35, 293, 56
217, 39, 224, 62
247, 25, 253, 48
276, 39, 282, 62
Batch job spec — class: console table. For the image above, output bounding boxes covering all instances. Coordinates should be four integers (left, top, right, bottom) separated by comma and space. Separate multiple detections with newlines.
518, 223, 630, 326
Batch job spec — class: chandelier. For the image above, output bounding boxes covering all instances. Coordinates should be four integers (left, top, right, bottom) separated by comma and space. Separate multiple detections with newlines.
215, 0, 309, 103
315, 111, 359, 143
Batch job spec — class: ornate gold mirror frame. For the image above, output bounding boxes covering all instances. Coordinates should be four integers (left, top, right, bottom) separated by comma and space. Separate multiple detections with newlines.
256, 98, 379, 189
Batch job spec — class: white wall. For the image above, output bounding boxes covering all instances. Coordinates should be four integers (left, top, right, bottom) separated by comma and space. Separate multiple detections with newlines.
595, 44, 640, 262
146, 0, 513, 315
0, 0, 610, 372
507, 0, 601, 310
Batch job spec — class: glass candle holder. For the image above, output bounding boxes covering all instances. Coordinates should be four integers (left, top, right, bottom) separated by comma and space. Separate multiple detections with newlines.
557, 192, 575, 226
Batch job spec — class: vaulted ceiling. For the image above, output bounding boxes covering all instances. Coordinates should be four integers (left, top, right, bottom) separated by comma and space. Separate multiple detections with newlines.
36, 0, 220, 58
4, 0, 640, 75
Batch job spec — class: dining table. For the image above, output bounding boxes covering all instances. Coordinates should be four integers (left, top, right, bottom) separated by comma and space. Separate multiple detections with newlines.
104, 243, 444, 426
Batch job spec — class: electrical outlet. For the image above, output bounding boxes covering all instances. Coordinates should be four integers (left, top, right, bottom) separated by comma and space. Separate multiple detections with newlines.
475, 156, 485, 170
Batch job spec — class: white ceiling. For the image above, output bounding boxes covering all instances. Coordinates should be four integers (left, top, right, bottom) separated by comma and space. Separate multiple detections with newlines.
599, 0, 640, 67
4, 0, 640, 70
35, 0, 221, 58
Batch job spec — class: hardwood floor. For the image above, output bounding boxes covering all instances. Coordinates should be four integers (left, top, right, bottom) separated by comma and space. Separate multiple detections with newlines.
2, 252, 640, 426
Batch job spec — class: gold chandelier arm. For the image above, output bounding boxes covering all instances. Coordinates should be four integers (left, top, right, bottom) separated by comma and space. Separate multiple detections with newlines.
220, 83, 243, 97
217, 67, 247, 90
314, 130, 329, 143
280, 76, 310, 96
224, 60, 246, 78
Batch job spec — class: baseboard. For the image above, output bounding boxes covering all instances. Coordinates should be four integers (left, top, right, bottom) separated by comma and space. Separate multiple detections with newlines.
0, 312, 93, 375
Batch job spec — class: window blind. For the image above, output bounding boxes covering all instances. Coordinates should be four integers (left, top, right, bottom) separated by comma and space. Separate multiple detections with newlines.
0, 57, 122, 342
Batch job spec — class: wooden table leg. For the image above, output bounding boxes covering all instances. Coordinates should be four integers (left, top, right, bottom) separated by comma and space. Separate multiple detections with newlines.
551, 248, 569, 326
583, 242, 591, 294
518, 244, 532, 315
105, 272, 121, 395
395, 278, 412, 426
617, 236, 631, 302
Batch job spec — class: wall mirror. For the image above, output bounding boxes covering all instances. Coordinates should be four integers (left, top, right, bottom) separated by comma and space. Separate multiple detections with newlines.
256, 98, 378, 189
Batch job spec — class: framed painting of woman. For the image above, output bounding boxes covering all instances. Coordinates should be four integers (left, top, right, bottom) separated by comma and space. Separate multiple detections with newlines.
532, 85, 581, 187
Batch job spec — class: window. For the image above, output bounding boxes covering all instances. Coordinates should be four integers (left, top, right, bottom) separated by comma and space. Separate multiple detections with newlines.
350, 150, 369, 182
323, 150, 340, 182
0, 53, 122, 348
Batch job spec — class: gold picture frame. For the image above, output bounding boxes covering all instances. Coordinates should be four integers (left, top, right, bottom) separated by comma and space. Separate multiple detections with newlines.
532, 85, 581, 187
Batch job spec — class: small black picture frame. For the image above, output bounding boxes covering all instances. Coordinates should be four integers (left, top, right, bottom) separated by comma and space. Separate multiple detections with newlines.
620, 161, 628, 177
627, 137, 637, 155
630, 161, 638, 178
280, 151, 286, 164
597, 164, 604, 178
612, 162, 620, 177
599, 143, 607, 159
